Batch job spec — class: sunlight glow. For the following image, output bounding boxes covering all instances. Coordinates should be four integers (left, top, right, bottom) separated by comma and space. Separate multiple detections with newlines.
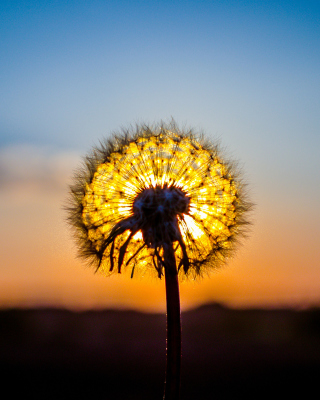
77, 128, 244, 279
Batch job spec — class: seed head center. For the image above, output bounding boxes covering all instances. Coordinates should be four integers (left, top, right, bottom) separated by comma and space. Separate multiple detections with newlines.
132, 185, 190, 247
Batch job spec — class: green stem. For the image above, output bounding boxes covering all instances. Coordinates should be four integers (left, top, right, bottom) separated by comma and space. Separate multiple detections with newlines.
163, 243, 181, 400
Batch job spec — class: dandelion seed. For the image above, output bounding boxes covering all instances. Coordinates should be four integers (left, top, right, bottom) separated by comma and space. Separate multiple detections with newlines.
66, 120, 252, 399
68, 122, 251, 279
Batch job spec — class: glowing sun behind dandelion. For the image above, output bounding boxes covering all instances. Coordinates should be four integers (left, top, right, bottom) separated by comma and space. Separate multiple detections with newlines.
67, 121, 252, 399
68, 122, 250, 280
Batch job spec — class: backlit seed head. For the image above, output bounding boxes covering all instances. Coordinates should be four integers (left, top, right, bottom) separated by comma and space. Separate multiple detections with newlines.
67, 121, 252, 280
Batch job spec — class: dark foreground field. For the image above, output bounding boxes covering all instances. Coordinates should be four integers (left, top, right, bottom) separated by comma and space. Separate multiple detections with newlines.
1, 304, 320, 399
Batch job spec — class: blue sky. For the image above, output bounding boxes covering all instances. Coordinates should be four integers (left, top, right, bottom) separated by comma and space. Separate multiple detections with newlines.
0, 0, 319, 310
2, 0, 319, 149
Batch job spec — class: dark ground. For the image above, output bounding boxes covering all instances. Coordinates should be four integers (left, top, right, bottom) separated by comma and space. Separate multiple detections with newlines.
1, 303, 320, 399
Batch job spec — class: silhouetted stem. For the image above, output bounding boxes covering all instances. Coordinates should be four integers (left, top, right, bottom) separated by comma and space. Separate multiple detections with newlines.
163, 243, 181, 400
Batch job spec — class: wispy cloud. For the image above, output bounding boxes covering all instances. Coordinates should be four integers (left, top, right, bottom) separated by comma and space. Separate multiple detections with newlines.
0, 145, 80, 201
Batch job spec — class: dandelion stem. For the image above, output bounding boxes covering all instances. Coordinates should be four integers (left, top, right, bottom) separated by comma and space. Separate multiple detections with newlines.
163, 242, 181, 400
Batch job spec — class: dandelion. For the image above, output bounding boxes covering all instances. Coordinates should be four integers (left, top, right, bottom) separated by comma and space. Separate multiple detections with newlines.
67, 120, 252, 399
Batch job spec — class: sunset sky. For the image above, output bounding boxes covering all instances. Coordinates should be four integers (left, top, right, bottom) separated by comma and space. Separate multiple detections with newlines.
1, 0, 319, 312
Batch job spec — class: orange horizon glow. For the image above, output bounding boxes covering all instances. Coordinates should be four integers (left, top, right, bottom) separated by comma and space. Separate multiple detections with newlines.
0, 145, 319, 312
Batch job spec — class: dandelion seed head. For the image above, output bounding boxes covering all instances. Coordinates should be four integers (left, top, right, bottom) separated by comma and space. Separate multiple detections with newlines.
67, 121, 252, 280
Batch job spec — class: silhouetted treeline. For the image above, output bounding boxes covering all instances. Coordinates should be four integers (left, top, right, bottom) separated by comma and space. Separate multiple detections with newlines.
1, 304, 320, 399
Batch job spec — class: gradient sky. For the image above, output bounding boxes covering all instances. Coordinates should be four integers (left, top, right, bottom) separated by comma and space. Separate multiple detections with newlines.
1, 0, 319, 312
